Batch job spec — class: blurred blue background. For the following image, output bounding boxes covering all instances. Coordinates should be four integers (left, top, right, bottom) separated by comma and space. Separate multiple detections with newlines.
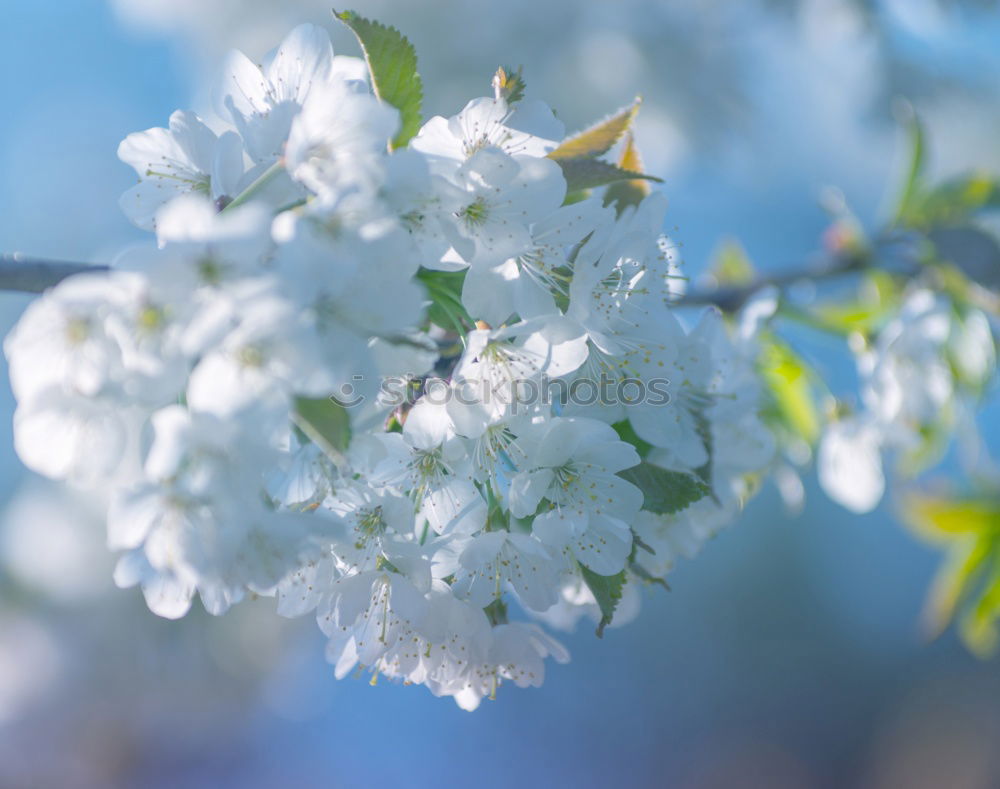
2, 1, 1000, 787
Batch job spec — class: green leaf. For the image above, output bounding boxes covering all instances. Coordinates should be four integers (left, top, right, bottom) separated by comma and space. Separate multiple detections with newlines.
903, 493, 1000, 541
808, 270, 901, 336
612, 420, 652, 459
293, 396, 352, 457
417, 267, 472, 333
960, 556, 1000, 657
602, 132, 652, 217
492, 65, 525, 105
579, 565, 626, 638
893, 106, 926, 224
910, 173, 1000, 228
758, 335, 821, 445
618, 461, 710, 515
562, 189, 593, 206
924, 535, 992, 639
901, 490, 1000, 656
484, 597, 509, 626
335, 10, 423, 149
549, 98, 642, 160
708, 238, 755, 287
554, 157, 662, 194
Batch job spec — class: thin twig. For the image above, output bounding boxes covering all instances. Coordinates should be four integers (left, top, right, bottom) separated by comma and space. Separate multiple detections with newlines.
678, 252, 868, 311
0, 254, 109, 294
0, 244, 892, 309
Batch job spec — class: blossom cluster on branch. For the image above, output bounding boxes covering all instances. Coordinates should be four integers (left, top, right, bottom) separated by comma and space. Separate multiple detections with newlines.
4, 12, 1000, 705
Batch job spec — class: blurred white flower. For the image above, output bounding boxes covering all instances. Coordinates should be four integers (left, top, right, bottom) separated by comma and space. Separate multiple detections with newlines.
818, 415, 886, 514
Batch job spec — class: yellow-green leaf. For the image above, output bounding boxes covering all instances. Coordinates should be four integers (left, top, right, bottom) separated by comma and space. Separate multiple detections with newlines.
602, 132, 652, 216
893, 107, 926, 225
901, 489, 1000, 657
923, 535, 992, 638
708, 238, 755, 287
807, 271, 900, 335
959, 559, 1000, 657
548, 97, 641, 160
903, 172, 1000, 229
758, 335, 821, 445
902, 493, 1000, 543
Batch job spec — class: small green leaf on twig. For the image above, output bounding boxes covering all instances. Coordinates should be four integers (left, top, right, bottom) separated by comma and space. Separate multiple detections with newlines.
492, 65, 525, 104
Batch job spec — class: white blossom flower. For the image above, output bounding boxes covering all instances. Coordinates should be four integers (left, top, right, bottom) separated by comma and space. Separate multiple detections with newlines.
450, 530, 560, 612
442, 149, 566, 264
411, 96, 564, 167
217, 23, 333, 162
108, 405, 334, 617
462, 198, 613, 326
446, 622, 569, 711
370, 432, 486, 536
861, 289, 955, 434
118, 110, 246, 229
818, 415, 886, 514
5, 273, 130, 404
508, 417, 642, 574
285, 80, 398, 198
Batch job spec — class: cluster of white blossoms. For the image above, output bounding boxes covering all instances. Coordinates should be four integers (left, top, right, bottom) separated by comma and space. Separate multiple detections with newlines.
819, 288, 995, 514
3, 22, 776, 708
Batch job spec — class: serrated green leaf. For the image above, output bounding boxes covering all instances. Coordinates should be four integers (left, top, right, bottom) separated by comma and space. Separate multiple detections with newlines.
492, 65, 525, 104
618, 461, 710, 515
602, 132, 652, 216
293, 396, 352, 457
549, 98, 642, 160
554, 157, 662, 194
579, 565, 626, 638
335, 10, 423, 149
